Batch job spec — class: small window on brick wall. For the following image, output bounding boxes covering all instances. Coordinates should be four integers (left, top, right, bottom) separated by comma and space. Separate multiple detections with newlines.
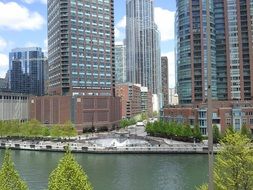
249, 118, 253, 125
226, 118, 231, 125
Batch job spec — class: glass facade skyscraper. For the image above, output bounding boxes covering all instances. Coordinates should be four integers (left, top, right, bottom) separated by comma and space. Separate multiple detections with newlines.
48, 0, 115, 96
176, 0, 253, 104
126, 0, 161, 95
176, 0, 217, 104
115, 44, 126, 83
9, 47, 44, 96
214, 0, 253, 100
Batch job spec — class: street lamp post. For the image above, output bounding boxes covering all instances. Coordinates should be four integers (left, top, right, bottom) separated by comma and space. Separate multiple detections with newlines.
206, 0, 214, 189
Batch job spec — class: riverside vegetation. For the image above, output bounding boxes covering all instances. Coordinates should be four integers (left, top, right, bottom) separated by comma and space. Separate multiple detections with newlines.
0, 148, 93, 190
145, 121, 203, 142
145, 121, 252, 143
197, 131, 253, 190
0, 120, 77, 138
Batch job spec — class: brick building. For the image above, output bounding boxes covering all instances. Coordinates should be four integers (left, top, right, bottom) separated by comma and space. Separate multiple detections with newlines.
29, 95, 121, 131
115, 83, 141, 118
161, 100, 253, 135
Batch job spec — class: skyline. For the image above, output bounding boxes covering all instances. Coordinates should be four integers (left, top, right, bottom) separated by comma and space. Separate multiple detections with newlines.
0, 0, 176, 87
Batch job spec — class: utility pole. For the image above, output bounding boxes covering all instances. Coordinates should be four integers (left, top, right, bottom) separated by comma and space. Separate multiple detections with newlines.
206, 0, 214, 189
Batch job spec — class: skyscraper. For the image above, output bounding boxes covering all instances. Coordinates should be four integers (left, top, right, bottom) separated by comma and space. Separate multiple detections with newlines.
9, 47, 44, 96
176, 0, 217, 104
115, 44, 126, 83
126, 0, 161, 95
214, 0, 253, 100
48, 0, 115, 96
176, 0, 253, 104
161, 56, 169, 106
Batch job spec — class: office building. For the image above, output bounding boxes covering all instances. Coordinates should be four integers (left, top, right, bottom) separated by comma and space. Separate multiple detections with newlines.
48, 0, 115, 96
126, 0, 161, 95
9, 47, 44, 96
115, 44, 126, 83
161, 56, 169, 106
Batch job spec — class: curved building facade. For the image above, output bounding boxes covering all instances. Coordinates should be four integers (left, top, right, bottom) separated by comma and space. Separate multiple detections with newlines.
176, 0, 217, 104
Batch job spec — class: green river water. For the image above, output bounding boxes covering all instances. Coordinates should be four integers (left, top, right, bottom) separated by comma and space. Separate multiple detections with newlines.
0, 150, 208, 190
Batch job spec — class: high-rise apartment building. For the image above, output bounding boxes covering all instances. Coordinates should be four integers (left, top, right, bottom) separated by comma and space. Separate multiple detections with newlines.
176, 0, 217, 104
48, 0, 115, 96
214, 0, 253, 100
9, 47, 44, 96
115, 44, 126, 83
161, 56, 169, 106
126, 0, 161, 95
176, 0, 253, 104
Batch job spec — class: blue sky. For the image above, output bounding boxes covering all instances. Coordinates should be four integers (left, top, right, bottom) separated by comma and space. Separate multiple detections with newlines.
0, 0, 176, 87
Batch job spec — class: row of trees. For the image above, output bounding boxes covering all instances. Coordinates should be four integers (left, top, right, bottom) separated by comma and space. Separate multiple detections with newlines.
213, 124, 252, 143
197, 131, 253, 190
0, 148, 93, 190
145, 120, 252, 143
145, 121, 203, 142
0, 120, 77, 138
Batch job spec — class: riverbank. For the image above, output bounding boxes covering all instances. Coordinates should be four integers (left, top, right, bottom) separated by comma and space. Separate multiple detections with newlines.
0, 136, 219, 154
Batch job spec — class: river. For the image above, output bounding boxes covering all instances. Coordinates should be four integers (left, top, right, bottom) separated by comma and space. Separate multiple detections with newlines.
0, 149, 208, 190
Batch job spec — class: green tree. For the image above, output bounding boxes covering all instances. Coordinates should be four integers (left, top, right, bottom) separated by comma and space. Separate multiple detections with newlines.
193, 125, 202, 141
241, 123, 251, 139
226, 125, 235, 134
214, 132, 253, 190
141, 112, 148, 121
50, 124, 62, 137
196, 184, 208, 190
48, 149, 93, 190
62, 121, 77, 137
0, 149, 28, 190
213, 125, 221, 143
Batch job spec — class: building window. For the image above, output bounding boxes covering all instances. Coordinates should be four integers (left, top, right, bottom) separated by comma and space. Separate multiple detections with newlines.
234, 119, 241, 131
249, 118, 253, 125
226, 118, 231, 125
243, 118, 247, 125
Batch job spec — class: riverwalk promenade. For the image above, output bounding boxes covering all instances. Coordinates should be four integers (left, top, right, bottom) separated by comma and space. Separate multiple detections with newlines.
0, 136, 219, 154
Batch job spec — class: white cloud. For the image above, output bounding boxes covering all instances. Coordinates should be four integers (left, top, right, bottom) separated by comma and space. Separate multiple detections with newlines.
0, 37, 7, 51
0, 2, 45, 31
116, 16, 126, 28
115, 27, 121, 39
22, 0, 47, 4
154, 7, 175, 41
115, 16, 126, 41
0, 53, 8, 78
162, 51, 175, 88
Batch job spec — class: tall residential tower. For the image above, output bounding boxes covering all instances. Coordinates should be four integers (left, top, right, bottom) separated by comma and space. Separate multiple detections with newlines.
176, 0, 253, 104
126, 0, 161, 95
48, 0, 115, 96
176, 0, 217, 104
214, 0, 253, 100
